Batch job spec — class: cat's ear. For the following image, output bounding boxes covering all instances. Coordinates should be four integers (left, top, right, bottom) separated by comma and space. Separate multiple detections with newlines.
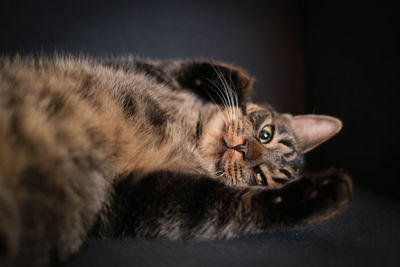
170, 61, 253, 106
288, 114, 342, 153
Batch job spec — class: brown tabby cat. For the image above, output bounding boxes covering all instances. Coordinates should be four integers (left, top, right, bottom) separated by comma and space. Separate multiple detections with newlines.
0, 56, 352, 267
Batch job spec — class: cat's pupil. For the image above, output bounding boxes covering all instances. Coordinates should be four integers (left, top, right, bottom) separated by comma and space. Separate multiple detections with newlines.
260, 131, 270, 140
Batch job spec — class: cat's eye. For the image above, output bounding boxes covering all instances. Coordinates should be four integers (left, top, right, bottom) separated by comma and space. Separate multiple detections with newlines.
258, 125, 274, 144
253, 167, 267, 186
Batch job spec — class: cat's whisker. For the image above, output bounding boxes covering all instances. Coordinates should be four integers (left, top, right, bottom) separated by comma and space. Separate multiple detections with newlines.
200, 80, 230, 125
222, 69, 235, 117
218, 70, 236, 122
219, 67, 239, 125
227, 70, 240, 127
202, 78, 232, 124
210, 65, 235, 122
215, 171, 226, 178
204, 78, 230, 110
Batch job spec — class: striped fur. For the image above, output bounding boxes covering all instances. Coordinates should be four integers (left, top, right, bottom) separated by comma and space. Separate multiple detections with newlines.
0, 56, 351, 266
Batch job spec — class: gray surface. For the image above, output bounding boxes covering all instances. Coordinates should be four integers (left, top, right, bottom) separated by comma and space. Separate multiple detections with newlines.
62, 187, 400, 267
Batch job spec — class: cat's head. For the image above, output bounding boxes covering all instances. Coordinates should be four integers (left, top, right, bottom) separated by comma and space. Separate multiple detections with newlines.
173, 61, 342, 187
198, 102, 342, 187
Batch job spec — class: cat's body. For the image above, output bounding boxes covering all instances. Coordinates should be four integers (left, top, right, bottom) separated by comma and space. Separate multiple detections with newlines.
0, 56, 352, 266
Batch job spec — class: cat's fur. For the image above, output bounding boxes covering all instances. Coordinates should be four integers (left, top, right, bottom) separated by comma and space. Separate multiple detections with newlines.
0, 56, 352, 266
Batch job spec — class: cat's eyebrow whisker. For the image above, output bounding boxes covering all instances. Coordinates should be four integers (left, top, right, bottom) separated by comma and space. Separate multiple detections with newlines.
203, 78, 232, 123
200, 81, 230, 125
217, 66, 239, 126
210, 65, 235, 122
227, 70, 240, 127
204, 78, 230, 110
227, 72, 239, 124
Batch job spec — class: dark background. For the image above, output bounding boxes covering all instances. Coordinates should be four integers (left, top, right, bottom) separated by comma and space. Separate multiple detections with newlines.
1, 0, 398, 197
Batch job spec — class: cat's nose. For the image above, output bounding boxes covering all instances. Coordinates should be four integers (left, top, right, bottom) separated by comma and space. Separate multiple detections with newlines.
232, 139, 249, 160
232, 138, 264, 165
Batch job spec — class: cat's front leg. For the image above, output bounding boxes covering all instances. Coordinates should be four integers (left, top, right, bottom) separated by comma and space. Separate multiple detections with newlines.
257, 168, 353, 227
96, 169, 352, 239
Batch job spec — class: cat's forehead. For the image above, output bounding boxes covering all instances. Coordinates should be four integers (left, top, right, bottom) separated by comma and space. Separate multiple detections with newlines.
244, 102, 277, 122
245, 102, 275, 114
244, 102, 291, 129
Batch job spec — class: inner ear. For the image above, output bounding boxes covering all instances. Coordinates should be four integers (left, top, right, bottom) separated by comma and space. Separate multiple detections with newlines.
173, 62, 253, 107
290, 114, 342, 153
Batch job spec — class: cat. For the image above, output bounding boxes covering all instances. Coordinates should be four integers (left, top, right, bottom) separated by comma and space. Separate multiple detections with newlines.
0, 55, 352, 267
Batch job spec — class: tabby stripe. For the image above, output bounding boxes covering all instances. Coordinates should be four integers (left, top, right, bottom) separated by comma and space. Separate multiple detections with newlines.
233, 162, 238, 180
248, 111, 270, 131
195, 120, 201, 140
45, 92, 66, 117
227, 161, 232, 177
215, 157, 223, 172
272, 177, 288, 184
278, 139, 292, 148
283, 150, 296, 158
279, 168, 292, 178
142, 95, 169, 127
134, 62, 169, 84
121, 92, 137, 119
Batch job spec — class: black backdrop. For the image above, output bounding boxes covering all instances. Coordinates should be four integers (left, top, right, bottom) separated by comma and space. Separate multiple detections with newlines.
301, 2, 399, 198
1, 0, 399, 197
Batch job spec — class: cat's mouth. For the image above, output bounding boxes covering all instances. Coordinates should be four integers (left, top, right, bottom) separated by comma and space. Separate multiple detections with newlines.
198, 108, 251, 184
198, 110, 233, 177
216, 137, 253, 184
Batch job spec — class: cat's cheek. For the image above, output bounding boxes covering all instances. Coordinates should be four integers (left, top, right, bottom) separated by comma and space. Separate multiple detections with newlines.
241, 168, 257, 185
219, 149, 234, 172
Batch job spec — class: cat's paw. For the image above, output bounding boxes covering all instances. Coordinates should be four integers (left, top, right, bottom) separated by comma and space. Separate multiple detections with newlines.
270, 168, 353, 225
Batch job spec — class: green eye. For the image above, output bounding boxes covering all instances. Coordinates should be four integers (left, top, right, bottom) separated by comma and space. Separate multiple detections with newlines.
258, 125, 274, 144
254, 167, 267, 186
